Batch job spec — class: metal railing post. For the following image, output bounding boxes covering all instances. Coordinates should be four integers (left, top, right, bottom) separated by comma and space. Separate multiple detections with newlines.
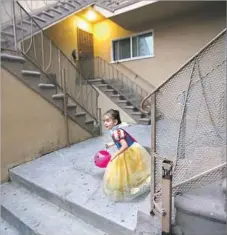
12, 0, 18, 51
41, 31, 45, 71
62, 68, 70, 147
58, 49, 61, 88
161, 159, 173, 235
98, 108, 102, 135
150, 92, 156, 214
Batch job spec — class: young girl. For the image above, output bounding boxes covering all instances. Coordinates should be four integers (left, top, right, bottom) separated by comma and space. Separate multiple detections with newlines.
103, 109, 151, 202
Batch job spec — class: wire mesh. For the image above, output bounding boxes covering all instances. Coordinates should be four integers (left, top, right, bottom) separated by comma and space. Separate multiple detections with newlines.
152, 30, 226, 210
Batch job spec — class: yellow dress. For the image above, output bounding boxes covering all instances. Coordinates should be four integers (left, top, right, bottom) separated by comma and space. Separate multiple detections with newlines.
103, 128, 151, 201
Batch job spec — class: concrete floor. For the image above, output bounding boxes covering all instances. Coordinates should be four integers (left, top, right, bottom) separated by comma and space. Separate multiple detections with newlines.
3, 124, 158, 235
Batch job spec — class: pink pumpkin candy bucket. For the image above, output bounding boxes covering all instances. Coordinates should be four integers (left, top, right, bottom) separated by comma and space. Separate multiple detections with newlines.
94, 150, 111, 168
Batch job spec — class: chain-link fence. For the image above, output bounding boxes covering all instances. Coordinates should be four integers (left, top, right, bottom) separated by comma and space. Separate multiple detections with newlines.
150, 29, 226, 209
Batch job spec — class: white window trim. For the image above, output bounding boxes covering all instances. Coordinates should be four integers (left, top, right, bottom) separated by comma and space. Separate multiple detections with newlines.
111, 29, 154, 63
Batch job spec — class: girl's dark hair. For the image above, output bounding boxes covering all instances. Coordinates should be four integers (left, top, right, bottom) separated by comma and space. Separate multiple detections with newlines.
105, 109, 122, 125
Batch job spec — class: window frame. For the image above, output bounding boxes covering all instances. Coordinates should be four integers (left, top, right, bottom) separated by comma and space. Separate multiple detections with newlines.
111, 29, 154, 63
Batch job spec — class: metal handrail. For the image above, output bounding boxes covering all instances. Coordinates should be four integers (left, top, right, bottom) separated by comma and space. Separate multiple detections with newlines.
83, 56, 151, 113
18, 1, 99, 120
140, 28, 227, 113
1, 46, 99, 124
1, 0, 99, 121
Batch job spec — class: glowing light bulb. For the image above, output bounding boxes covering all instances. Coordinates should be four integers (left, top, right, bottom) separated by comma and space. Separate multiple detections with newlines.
86, 10, 96, 21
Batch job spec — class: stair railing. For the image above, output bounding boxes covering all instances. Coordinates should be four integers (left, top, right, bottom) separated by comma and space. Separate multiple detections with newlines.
140, 28, 226, 227
1, 0, 100, 121
81, 56, 151, 113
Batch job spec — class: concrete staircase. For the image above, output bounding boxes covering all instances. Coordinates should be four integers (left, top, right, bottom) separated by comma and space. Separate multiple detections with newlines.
0, 52, 100, 137
89, 78, 151, 125
175, 180, 227, 235
1, 0, 91, 48
1, 122, 226, 235
0, 125, 161, 235
1, 0, 145, 49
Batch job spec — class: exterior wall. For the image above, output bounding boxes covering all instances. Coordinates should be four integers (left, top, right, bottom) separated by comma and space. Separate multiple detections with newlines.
93, 3, 226, 88
1, 69, 91, 182
45, 16, 135, 124
45, 15, 93, 59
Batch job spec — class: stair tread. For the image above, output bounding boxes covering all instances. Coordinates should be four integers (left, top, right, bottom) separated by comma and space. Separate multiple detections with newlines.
50, 8, 62, 14
111, 94, 121, 97
132, 112, 142, 115
117, 100, 127, 103
33, 15, 47, 23
1, 31, 14, 37
0, 217, 20, 235
0, 53, 25, 63
67, 103, 77, 108
39, 83, 55, 88
22, 19, 36, 25
22, 70, 41, 76
104, 89, 114, 92
139, 118, 150, 121
0, 183, 105, 235
52, 93, 64, 98
75, 112, 86, 116
125, 106, 135, 109
41, 11, 54, 18
89, 79, 103, 83
175, 193, 226, 222
85, 119, 94, 124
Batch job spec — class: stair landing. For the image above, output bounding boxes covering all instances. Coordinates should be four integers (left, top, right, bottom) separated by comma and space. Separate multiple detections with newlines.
3, 125, 160, 235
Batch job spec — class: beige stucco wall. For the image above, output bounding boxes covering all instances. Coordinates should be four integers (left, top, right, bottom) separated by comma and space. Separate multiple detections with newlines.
44, 16, 135, 124
98, 88, 136, 131
93, 2, 226, 89
45, 15, 93, 59
1, 68, 91, 182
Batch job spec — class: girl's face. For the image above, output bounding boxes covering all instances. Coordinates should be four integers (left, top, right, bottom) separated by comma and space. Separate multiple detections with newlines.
103, 114, 117, 130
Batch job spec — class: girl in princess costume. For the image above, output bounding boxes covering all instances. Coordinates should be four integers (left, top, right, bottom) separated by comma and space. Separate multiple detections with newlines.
103, 109, 151, 202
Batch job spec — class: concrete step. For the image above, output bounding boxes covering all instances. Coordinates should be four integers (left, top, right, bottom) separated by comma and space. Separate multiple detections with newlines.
89, 79, 103, 83
75, 112, 86, 117
33, 15, 47, 23
8, 128, 154, 235
0, 54, 26, 63
22, 20, 37, 27
49, 7, 62, 15
38, 83, 55, 88
40, 11, 55, 18
67, 103, 77, 109
0, 217, 21, 235
139, 118, 151, 125
175, 182, 226, 235
22, 70, 41, 77
1, 31, 14, 37
52, 93, 64, 99
85, 119, 94, 124
1, 183, 106, 235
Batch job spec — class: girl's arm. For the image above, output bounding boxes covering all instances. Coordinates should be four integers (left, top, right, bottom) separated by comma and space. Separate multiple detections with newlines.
111, 139, 128, 161
105, 142, 115, 149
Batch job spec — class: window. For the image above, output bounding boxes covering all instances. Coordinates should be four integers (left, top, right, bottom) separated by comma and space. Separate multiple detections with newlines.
112, 31, 154, 62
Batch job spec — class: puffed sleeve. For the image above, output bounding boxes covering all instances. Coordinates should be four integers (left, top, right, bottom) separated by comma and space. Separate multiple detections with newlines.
112, 129, 126, 142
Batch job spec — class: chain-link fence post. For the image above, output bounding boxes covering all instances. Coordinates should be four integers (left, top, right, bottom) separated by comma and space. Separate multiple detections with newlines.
161, 159, 173, 235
